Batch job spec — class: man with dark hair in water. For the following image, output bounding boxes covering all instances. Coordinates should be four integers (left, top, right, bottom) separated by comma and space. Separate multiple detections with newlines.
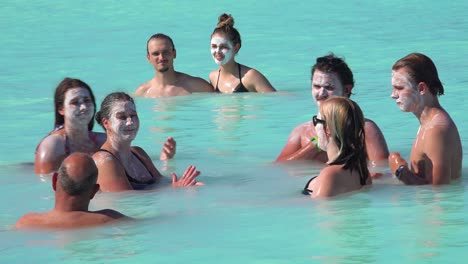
135, 33, 214, 97
16, 153, 128, 229
276, 54, 389, 177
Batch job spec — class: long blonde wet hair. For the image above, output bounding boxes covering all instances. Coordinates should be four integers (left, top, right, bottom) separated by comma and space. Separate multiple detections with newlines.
320, 97, 369, 185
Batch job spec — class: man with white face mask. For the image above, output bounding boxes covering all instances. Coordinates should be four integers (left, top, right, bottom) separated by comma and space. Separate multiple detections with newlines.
388, 53, 462, 185
276, 54, 389, 177
135, 33, 214, 97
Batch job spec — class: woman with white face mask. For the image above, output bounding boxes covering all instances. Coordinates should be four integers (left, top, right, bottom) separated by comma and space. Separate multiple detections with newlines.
35, 78, 107, 175
209, 13, 277, 93
92, 92, 202, 192
302, 97, 371, 198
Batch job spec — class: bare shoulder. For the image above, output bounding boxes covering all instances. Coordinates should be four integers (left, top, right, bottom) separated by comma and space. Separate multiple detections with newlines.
319, 165, 342, 179
209, 69, 218, 80
92, 149, 114, 162
363, 118, 388, 150
92, 149, 121, 171
421, 110, 457, 142
135, 80, 152, 96
424, 115, 453, 139
93, 149, 134, 191
177, 72, 213, 92
364, 118, 382, 133
242, 66, 263, 82
15, 213, 42, 229
242, 66, 276, 92
431, 109, 457, 130
309, 166, 343, 198
292, 121, 315, 138
35, 133, 67, 173
37, 133, 65, 152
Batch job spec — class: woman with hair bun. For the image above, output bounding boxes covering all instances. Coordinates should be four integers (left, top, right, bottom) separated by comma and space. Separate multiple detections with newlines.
209, 13, 276, 93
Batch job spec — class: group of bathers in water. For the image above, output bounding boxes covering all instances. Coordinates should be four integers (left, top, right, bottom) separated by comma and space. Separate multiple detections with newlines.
37, 126, 156, 190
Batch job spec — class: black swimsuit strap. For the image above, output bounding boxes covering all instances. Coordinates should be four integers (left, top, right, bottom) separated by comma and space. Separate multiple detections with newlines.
237, 63, 244, 87
97, 148, 118, 159
302, 176, 318, 195
215, 68, 221, 92
96, 149, 156, 184
215, 63, 247, 93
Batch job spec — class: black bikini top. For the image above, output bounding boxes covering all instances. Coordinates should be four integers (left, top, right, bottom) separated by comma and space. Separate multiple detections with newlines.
97, 149, 156, 190
214, 63, 248, 93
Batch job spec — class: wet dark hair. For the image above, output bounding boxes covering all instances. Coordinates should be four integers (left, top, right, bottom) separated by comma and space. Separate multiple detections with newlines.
392, 52, 444, 96
211, 13, 242, 50
146, 33, 175, 54
54, 78, 96, 130
58, 153, 98, 196
95, 92, 135, 130
312, 53, 354, 97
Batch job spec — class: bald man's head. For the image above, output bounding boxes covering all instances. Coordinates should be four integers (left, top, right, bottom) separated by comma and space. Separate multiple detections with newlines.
57, 153, 98, 196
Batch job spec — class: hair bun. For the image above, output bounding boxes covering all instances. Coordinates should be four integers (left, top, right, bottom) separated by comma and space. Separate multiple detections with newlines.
217, 13, 234, 29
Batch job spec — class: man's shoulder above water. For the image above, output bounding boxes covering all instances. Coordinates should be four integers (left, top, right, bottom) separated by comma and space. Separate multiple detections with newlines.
135, 73, 213, 98
135, 80, 153, 97
175, 72, 214, 93
15, 209, 129, 230
409, 107, 462, 183
134, 77, 191, 98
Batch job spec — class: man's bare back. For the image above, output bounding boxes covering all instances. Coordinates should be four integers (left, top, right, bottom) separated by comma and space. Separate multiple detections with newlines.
16, 153, 130, 230
15, 209, 128, 230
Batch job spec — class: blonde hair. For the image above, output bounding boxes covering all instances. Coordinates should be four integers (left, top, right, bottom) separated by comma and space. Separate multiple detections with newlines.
320, 97, 369, 184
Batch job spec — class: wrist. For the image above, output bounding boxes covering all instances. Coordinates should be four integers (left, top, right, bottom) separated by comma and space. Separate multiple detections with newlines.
395, 165, 406, 180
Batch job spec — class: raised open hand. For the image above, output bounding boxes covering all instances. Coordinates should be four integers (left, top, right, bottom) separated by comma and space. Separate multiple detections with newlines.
171, 165, 204, 187
160, 137, 176, 160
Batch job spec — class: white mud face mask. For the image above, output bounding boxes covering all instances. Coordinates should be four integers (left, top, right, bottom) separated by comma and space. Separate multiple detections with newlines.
211, 37, 234, 66
391, 70, 422, 112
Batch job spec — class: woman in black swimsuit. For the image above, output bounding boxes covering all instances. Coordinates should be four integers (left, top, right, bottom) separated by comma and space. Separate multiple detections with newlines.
208, 13, 277, 93
302, 97, 371, 198
92, 92, 202, 192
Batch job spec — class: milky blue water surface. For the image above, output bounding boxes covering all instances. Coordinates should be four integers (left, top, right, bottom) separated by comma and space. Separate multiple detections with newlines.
1, 0, 467, 263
